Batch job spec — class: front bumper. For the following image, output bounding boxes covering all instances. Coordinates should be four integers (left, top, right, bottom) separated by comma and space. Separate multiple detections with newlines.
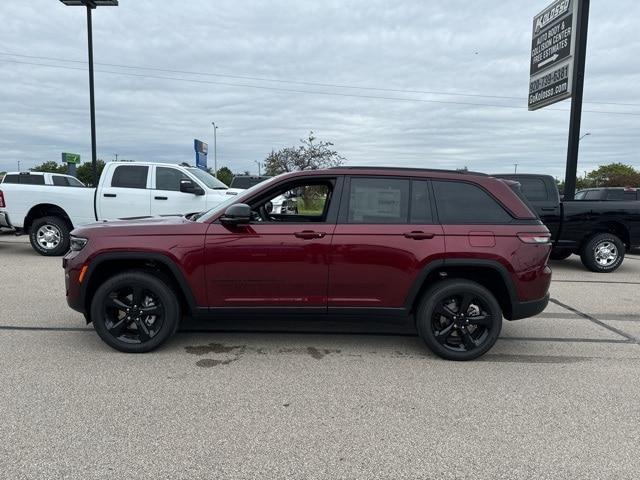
509, 292, 550, 321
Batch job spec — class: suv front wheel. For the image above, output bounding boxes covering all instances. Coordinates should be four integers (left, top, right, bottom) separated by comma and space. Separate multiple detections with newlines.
90, 271, 180, 353
416, 279, 502, 361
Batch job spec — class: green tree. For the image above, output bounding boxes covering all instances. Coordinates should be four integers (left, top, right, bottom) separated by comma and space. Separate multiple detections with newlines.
264, 132, 345, 176
76, 160, 106, 186
587, 163, 640, 187
215, 166, 234, 186
31, 161, 67, 174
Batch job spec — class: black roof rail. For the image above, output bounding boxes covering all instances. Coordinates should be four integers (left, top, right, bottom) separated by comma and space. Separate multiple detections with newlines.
328, 166, 488, 176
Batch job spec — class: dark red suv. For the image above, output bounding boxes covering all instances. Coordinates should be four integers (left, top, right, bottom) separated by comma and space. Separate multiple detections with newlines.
63, 167, 552, 360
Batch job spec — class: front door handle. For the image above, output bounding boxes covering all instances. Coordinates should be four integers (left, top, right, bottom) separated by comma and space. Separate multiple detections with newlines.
541, 207, 555, 211
154, 196, 168, 200
294, 230, 326, 239
103, 193, 116, 198
403, 231, 435, 240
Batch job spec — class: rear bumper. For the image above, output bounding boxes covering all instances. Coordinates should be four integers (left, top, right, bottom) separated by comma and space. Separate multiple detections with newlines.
509, 292, 550, 321
0, 211, 12, 229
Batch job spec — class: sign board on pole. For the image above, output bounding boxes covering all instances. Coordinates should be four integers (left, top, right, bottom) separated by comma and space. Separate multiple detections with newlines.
194, 139, 208, 171
528, 0, 579, 110
61, 152, 81, 164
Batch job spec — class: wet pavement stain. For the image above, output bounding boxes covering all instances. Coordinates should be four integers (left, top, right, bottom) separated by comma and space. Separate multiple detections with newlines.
185, 343, 246, 356
196, 358, 237, 368
306, 346, 341, 360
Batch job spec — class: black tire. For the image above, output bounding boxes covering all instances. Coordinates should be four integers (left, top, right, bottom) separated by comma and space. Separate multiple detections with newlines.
416, 279, 502, 361
90, 271, 180, 353
550, 249, 573, 261
580, 233, 625, 273
29, 216, 70, 256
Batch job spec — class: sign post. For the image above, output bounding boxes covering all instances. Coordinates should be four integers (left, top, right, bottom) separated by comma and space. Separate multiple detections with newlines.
528, 0, 590, 199
194, 139, 208, 171
61, 152, 81, 177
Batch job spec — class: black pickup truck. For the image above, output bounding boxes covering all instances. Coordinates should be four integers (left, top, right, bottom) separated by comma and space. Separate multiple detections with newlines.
495, 174, 640, 273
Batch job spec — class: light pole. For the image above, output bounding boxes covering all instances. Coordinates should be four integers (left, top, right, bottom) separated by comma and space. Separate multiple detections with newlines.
59, 0, 118, 188
211, 122, 218, 178
514, 163, 518, 174
255, 161, 261, 176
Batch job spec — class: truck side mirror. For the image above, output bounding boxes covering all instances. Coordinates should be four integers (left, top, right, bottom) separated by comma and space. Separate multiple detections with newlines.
180, 179, 204, 196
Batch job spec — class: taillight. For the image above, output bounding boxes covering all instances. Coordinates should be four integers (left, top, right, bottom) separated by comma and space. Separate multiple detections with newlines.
0, 190, 5, 208
517, 232, 551, 244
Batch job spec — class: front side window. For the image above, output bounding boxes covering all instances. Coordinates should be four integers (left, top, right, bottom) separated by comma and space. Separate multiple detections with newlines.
433, 180, 512, 224
347, 178, 410, 224
156, 167, 189, 192
250, 181, 333, 222
111, 166, 149, 189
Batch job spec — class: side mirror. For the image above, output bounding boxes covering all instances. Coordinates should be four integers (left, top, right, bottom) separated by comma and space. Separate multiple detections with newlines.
220, 203, 251, 226
180, 179, 205, 196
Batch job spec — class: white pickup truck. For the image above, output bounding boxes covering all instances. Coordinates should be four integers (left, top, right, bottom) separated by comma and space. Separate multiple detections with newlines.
0, 161, 233, 256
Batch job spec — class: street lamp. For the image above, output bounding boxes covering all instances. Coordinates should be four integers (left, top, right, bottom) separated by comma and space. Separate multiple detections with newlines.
255, 161, 261, 176
211, 122, 218, 178
59, 0, 118, 187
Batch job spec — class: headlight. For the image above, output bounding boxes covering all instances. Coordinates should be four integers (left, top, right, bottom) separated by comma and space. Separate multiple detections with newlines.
70, 236, 88, 251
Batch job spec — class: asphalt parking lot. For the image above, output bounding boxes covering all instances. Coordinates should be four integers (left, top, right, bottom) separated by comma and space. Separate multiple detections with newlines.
1, 234, 639, 479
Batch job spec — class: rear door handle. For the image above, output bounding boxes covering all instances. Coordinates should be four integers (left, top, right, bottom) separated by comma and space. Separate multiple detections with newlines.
103, 193, 116, 198
541, 207, 555, 211
403, 231, 435, 240
294, 230, 326, 239
154, 196, 168, 200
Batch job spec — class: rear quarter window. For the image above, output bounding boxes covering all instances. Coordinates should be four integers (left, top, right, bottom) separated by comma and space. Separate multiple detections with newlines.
3, 174, 20, 184
433, 180, 512, 224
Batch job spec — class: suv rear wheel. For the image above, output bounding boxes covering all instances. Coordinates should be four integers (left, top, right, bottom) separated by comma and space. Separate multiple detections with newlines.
416, 279, 502, 361
90, 271, 180, 353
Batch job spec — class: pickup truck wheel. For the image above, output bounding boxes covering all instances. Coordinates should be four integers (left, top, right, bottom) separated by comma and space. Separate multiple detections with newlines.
29, 216, 70, 256
550, 249, 573, 261
90, 271, 180, 353
416, 279, 502, 361
580, 233, 625, 273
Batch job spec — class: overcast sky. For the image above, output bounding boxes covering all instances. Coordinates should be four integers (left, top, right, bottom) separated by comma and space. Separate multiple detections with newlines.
1, 0, 638, 177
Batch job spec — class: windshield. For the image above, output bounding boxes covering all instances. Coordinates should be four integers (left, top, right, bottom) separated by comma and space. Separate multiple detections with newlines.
187, 168, 228, 190
195, 174, 284, 222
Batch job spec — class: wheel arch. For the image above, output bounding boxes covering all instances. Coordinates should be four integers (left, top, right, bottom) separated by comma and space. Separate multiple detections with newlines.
81, 252, 199, 321
582, 222, 630, 249
24, 203, 73, 233
405, 259, 517, 320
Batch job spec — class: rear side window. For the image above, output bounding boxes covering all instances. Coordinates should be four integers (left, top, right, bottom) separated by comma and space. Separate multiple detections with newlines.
156, 167, 189, 191
19, 175, 45, 185
3, 174, 19, 184
348, 178, 410, 223
410, 180, 434, 223
624, 191, 638, 200
517, 178, 548, 201
433, 180, 512, 224
111, 166, 148, 189
605, 190, 624, 201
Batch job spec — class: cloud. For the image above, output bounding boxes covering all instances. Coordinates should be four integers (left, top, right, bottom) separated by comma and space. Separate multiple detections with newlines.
0, 0, 638, 177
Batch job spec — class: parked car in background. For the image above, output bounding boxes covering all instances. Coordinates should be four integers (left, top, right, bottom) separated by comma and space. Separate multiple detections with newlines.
2, 171, 86, 187
494, 173, 640, 272
0, 162, 231, 256
63, 167, 552, 360
575, 187, 639, 201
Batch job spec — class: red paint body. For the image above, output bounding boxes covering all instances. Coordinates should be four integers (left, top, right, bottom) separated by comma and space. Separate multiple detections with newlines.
64, 168, 552, 321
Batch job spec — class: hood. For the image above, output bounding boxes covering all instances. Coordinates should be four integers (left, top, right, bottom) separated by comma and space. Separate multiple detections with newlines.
71, 215, 201, 237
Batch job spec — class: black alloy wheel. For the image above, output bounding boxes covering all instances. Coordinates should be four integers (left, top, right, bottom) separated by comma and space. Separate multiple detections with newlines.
417, 279, 502, 361
91, 271, 180, 353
